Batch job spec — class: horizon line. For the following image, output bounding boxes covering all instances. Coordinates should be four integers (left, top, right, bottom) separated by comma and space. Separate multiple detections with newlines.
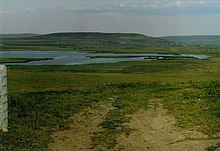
1, 31, 220, 38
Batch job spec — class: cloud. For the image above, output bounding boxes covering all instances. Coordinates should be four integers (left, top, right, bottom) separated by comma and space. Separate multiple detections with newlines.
1, 0, 220, 17
1, 0, 220, 36
0, 7, 35, 16
53, 0, 220, 16
22, 8, 35, 13
0, 10, 14, 15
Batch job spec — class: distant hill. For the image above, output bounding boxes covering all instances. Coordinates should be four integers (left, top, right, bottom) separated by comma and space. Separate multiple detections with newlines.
0, 33, 40, 39
161, 35, 220, 42
0, 32, 172, 49
34, 32, 171, 47
37, 32, 162, 41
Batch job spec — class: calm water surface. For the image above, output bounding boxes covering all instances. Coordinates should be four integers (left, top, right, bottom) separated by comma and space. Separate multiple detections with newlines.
0, 51, 208, 65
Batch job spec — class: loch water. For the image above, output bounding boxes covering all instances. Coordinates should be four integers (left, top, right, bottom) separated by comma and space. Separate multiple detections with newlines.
0, 51, 208, 65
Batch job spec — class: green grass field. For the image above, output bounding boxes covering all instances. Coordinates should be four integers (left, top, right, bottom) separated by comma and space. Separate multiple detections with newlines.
0, 57, 220, 150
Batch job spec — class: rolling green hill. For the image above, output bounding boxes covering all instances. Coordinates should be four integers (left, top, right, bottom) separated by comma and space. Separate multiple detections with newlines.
0, 33, 39, 39
0, 32, 171, 50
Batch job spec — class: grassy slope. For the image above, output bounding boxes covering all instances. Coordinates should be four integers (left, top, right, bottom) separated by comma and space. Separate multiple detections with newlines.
0, 32, 172, 52
0, 34, 40, 39
1, 58, 220, 150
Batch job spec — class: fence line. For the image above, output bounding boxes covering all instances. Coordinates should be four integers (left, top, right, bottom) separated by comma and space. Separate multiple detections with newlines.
0, 65, 8, 132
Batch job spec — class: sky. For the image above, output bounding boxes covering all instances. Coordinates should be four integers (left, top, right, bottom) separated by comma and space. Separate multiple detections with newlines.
1, 0, 220, 36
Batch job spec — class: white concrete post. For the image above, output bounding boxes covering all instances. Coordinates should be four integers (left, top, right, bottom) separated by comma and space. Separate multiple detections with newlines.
0, 65, 8, 132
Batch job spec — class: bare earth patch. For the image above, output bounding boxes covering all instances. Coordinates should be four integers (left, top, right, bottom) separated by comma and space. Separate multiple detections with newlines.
115, 101, 220, 151
49, 100, 220, 151
49, 100, 113, 151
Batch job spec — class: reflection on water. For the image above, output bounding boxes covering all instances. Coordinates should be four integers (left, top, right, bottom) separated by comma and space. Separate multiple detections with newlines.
0, 51, 208, 65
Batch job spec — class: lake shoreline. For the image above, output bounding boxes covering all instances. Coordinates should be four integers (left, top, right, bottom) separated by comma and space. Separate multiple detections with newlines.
0, 51, 208, 65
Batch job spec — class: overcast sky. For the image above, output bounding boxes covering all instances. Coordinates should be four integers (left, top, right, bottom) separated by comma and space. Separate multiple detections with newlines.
1, 0, 220, 36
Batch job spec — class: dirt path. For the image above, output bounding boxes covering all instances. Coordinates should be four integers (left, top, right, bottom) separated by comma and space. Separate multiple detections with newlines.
115, 101, 220, 151
49, 100, 220, 151
49, 100, 114, 151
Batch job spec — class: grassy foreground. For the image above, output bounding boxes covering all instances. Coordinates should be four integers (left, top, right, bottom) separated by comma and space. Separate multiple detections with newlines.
1, 58, 220, 150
